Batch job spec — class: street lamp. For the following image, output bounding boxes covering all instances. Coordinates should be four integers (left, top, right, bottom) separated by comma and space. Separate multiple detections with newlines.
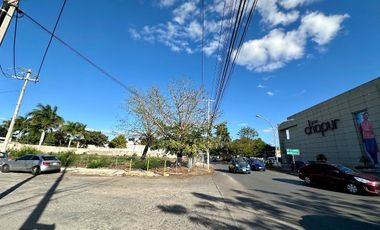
256, 114, 278, 164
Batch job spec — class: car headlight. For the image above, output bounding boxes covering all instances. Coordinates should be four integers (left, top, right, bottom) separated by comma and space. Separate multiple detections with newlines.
354, 177, 371, 184
235, 164, 239, 167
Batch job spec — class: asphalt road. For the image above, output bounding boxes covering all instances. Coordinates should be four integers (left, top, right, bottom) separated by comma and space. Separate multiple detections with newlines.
0, 165, 379, 230
211, 162, 380, 230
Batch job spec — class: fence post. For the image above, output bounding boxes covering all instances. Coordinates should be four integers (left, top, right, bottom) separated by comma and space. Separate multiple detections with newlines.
146, 158, 150, 172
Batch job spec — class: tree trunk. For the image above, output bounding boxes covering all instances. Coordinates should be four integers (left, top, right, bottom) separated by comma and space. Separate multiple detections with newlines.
141, 144, 149, 160
76, 141, 80, 149
38, 130, 46, 149
68, 139, 72, 148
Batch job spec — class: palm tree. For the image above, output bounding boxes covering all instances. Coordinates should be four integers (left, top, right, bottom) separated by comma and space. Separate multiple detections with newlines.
28, 104, 64, 148
74, 122, 86, 148
1, 116, 30, 141
63, 121, 77, 148
63, 121, 86, 148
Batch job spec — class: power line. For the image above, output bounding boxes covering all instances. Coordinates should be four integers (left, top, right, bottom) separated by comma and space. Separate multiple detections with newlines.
16, 7, 129, 91
36, 0, 67, 80
211, 0, 227, 99
212, 0, 258, 119
0, 89, 18, 94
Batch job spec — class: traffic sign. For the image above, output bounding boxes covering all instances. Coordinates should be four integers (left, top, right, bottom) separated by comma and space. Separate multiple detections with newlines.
286, 148, 300, 155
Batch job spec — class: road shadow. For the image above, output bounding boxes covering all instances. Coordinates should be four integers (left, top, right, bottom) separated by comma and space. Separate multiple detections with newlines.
0, 175, 36, 199
214, 168, 230, 173
300, 215, 380, 230
19, 168, 67, 230
157, 204, 187, 215
272, 178, 305, 186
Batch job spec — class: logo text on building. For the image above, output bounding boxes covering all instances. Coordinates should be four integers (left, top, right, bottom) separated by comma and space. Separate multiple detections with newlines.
304, 119, 339, 136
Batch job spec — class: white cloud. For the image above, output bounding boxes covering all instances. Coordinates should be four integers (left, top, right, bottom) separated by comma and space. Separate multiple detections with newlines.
294, 89, 307, 96
130, 0, 348, 72
239, 122, 249, 127
299, 12, 349, 45
187, 20, 202, 39
158, 0, 176, 8
267, 91, 275, 96
128, 28, 141, 40
236, 12, 348, 72
262, 128, 274, 133
262, 76, 275, 81
237, 29, 305, 72
173, 1, 199, 25
279, 0, 316, 9
257, 0, 300, 27
257, 84, 265, 88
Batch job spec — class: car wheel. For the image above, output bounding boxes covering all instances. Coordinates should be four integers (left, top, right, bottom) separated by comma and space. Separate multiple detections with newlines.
248, 171, 251, 174
31, 166, 40, 175
1, 164, 10, 173
346, 183, 359, 194
304, 176, 312, 185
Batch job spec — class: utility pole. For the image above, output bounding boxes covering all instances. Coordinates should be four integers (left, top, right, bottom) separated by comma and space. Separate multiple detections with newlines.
0, 0, 19, 46
1, 69, 38, 152
205, 98, 215, 171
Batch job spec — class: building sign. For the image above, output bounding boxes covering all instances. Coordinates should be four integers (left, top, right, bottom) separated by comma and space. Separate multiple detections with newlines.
286, 148, 300, 155
304, 119, 339, 136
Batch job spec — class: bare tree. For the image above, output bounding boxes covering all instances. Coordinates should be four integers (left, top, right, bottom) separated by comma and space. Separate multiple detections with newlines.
122, 80, 211, 161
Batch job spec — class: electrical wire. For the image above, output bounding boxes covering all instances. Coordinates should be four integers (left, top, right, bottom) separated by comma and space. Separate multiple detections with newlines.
0, 89, 18, 94
211, 0, 227, 99
36, 0, 67, 80
214, 0, 246, 110
16, 8, 130, 91
211, 0, 258, 119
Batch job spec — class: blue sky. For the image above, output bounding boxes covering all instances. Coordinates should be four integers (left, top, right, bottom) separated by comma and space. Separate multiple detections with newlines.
0, 0, 379, 145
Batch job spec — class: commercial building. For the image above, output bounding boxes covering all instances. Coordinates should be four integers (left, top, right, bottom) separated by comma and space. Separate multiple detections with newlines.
278, 77, 380, 167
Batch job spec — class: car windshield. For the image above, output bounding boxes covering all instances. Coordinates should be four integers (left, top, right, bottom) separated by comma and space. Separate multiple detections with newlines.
334, 164, 359, 174
235, 158, 246, 163
42, 156, 58, 161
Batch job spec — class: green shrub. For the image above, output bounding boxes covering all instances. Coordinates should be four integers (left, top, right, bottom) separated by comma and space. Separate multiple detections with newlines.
54, 151, 78, 167
86, 155, 113, 168
10, 147, 42, 159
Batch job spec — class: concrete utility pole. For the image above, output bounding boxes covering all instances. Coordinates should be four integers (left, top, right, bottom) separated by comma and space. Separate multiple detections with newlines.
205, 98, 215, 171
0, 0, 19, 46
1, 69, 37, 152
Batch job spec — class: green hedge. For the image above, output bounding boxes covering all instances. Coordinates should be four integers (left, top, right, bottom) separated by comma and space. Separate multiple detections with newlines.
9, 147, 42, 159
9, 147, 172, 170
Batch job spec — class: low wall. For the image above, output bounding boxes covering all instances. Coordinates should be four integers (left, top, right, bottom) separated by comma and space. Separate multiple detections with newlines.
1, 142, 171, 158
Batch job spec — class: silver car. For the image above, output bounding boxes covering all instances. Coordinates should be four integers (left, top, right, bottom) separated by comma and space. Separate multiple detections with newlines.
0, 152, 8, 167
1, 154, 61, 175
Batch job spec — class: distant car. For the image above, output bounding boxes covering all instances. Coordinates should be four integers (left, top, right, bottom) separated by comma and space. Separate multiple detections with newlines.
299, 163, 380, 195
1, 154, 61, 175
248, 159, 266, 171
228, 158, 251, 174
290, 161, 306, 172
